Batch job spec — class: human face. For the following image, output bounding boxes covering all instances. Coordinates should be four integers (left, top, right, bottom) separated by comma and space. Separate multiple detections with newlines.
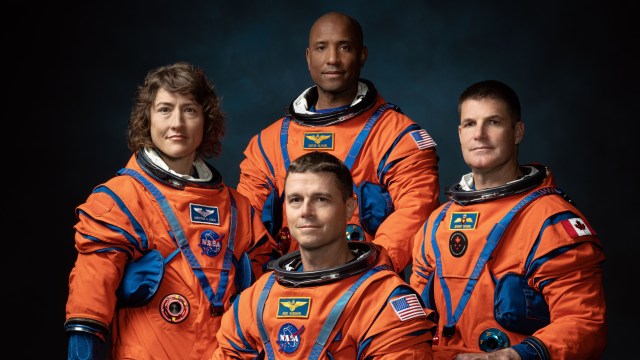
150, 88, 204, 174
458, 98, 523, 175
285, 171, 356, 252
306, 14, 366, 105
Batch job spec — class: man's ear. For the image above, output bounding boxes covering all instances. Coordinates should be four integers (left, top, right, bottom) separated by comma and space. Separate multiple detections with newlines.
514, 120, 525, 145
360, 46, 368, 68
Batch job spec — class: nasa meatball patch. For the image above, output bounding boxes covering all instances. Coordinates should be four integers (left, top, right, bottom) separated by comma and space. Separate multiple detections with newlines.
277, 323, 304, 354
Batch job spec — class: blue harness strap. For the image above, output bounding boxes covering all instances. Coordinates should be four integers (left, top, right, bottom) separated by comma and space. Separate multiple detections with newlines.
117, 167, 238, 315
256, 273, 277, 359
431, 187, 562, 335
308, 265, 385, 359
255, 266, 386, 359
280, 103, 398, 171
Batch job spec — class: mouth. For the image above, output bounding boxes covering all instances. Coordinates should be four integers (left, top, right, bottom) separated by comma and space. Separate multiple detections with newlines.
322, 71, 344, 77
297, 224, 320, 230
168, 135, 186, 140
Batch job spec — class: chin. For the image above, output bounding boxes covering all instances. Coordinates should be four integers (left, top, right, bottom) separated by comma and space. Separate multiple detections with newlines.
465, 156, 498, 169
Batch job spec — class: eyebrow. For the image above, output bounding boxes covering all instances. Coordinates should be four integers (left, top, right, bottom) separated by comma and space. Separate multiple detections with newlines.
286, 191, 333, 198
154, 101, 197, 108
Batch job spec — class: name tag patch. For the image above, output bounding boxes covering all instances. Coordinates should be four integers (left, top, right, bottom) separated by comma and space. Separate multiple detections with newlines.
277, 297, 311, 318
303, 132, 334, 150
449, 212, 479, 230
190, 204, 219, 225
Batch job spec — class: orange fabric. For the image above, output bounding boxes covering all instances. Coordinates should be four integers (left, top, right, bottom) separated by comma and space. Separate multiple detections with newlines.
237, 95, 440, 272
410, 170, 607, 359
66, 155, 273, 359
214, 247, 435, 359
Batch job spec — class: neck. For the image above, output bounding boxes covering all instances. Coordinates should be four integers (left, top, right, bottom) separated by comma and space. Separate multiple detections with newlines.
472, 163, 522, 190
157, 151, 197, 176
300, 243, 354, 271
315, 85, 358, 110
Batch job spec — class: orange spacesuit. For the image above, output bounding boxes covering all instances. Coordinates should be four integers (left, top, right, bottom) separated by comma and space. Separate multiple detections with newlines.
237, 79, 440, 273
65, 151, 274, 359
214, 242, 436, 359
410, 164, 607, 360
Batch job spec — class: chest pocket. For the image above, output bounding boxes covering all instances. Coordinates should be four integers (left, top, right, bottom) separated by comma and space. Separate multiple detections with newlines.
494, 272, 550, 334
355, 181, 394, 235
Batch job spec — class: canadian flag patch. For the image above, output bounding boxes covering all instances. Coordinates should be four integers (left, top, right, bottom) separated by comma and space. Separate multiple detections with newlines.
560, 217, 596, 237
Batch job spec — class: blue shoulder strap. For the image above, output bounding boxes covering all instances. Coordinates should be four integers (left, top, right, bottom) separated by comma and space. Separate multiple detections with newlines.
117, 167, 238, 315
430, 187, 562, 335
377, 123, 420, 186
258, 132, 277, 186
308, 265, 386, 359
256, 273, 277, 358
280, 103, 398, 171
255, 266, 387, 359
343, 103, 397, 170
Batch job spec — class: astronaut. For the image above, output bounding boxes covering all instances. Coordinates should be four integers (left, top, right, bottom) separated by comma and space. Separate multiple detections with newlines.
215, 151, 436, 359
64, 62, 274, 359
410, 80, 606, 359
236, 11, 440, 274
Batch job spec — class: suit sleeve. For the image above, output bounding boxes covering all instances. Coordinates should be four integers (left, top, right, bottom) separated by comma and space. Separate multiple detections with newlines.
524, 216, 607, 359
66, 190, 139, 328
374, 141, 440, 273
356, 284, 436, 359
247, 204, 280, 277
237, 132, 276, 216
213, 288, 262, 359
409, 218, 436, 307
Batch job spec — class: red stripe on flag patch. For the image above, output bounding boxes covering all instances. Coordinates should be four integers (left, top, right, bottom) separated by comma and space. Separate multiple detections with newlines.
560, 217, 595, 237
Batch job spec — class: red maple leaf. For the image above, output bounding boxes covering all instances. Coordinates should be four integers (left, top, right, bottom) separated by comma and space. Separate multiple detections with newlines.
574, 219, 586, 231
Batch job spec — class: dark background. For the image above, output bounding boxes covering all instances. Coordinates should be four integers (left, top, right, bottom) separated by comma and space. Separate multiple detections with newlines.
23, 1, 636, 358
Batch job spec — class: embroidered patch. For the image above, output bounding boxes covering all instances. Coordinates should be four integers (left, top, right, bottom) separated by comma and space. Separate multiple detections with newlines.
449, 212, 479, 230
561, 217, 596, 237
190, 204, 219, 225
303, 132, 334, 150
410, 129, 436, 150
390, 294, 426, 321
199, 229, 224, 257
277, 323, 304, 354
159, 294, 190, 323
277, 297, 311, 318
346, 224, 365, 241
449, 231, 468, 257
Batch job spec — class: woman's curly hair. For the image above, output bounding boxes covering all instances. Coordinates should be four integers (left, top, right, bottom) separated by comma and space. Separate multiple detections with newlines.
127, 61, 225, 158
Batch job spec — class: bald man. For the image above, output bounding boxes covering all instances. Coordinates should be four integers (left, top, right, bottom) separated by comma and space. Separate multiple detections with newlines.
237, 11, 440, 276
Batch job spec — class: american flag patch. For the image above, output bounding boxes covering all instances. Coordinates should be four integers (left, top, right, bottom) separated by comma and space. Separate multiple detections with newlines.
390, 294, 426, 321
561, 217, 596, 237
410, 129, 436, 150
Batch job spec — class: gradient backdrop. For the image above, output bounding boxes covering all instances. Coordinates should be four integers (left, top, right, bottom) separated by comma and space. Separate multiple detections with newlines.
31, 1, 635, 358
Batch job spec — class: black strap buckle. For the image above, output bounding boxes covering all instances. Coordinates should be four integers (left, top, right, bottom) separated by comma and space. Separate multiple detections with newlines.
211, 304, 224, 317
442, 325, 456, 337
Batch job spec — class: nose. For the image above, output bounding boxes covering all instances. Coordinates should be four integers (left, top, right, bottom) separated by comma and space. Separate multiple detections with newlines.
169, 110, 185, 128
326, 46, 339, 64
473, 123, 488, 139
300, 200, 314, 217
